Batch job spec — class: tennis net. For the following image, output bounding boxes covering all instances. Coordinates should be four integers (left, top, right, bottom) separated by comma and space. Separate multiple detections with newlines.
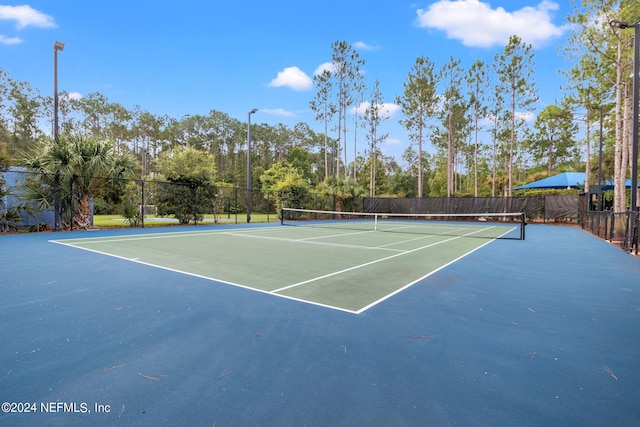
280, 208, 526, 240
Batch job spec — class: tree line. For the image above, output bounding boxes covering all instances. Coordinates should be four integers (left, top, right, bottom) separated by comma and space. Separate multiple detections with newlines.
0, 0, 638, 224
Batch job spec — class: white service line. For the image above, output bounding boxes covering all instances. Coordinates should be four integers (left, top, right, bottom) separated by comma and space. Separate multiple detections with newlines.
222, 231, 407, 252
49, 225, 286, 245
271, 226, 496, 293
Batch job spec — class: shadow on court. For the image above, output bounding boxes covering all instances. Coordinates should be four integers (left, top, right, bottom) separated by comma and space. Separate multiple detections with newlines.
0, 224, 638, 426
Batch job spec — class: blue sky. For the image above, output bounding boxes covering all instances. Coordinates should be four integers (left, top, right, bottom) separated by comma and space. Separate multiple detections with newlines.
1, 0, 575, 162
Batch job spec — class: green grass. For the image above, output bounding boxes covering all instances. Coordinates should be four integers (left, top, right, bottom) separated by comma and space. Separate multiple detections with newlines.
92, 213, 280, 227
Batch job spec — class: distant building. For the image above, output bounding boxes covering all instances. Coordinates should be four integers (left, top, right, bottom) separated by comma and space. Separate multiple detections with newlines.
1, 167, 54, 229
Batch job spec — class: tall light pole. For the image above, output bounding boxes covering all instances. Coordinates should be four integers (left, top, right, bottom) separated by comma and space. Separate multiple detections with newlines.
611, 20, 639, 211
247, 108, 258, 223
53, 40, 65, 231
597, 106, 604, 211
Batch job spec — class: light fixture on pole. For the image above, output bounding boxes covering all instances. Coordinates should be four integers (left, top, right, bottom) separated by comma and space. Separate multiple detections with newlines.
247, 108, 258, 223
610, 20, 639, 212
53, 40, 65, 231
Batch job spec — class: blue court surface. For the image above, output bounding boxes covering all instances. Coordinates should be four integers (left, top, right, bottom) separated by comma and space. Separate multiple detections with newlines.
1, 223, 639, 426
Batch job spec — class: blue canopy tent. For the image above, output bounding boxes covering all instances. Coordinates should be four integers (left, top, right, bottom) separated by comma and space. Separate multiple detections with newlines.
514, 172, 587, 190
514, 172, 634, 191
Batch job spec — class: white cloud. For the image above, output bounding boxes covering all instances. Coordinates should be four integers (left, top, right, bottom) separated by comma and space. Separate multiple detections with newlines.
516, 111, 535, 122
313, 60, 369, 78
65, 92, 83, 101
313, 62, 336, 76
0, 5, 55, 29
352, 102, 369, 115
381, 103, 401, 117
482, 111, 536, 125
353, 41, 379, 51
261, 108, 295, 117
268, 66, 313, 91
0, 35, 22, 45
416, 0, 566, 48
352, 101, 400, 119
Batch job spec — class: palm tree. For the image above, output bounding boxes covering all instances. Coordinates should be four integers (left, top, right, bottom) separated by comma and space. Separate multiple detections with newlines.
319, 176, 364, 213
23, 135, 139, 229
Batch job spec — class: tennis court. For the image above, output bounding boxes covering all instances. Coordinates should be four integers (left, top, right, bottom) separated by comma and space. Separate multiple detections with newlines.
51, 213, 522, 313
2, 217, 639, 426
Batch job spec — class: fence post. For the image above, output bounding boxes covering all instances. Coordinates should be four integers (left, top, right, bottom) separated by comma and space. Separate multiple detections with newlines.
628, 211, 639, 254
631, 210, 640, 255
193, 185, 198, 226
141, 180, 145, 228
69, 177, 74, 231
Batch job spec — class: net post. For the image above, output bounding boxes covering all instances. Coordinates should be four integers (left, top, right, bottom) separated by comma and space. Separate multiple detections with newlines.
141, 179, 145, 229
374, 214, 378, 231
280, 208, 284, 225
520, 212, 526, 240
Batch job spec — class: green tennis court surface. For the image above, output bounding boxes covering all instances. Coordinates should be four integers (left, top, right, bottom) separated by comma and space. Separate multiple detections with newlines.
52, 221, 518, 313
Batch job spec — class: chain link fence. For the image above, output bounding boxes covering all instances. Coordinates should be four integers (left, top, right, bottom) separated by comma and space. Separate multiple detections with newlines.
3, 166, 638, 253
1, 169, 363, 230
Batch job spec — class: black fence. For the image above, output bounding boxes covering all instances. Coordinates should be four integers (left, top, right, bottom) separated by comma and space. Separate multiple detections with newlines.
366, 195, 639, 254
126, 180, 362, 226
576, 193, 639, 254
133, 180, 281, 226
4, 167, 638, 253
581, 210, 639, 254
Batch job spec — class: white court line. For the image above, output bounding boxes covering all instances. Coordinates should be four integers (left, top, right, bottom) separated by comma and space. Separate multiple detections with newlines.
48, 225, 287, 245
51, 223, 516, 314
50, 239, 362, 314
222, 232, 407, 252
371, 225, 473, 248
355, 236, 496, 314
296, 228, 379, 241
225, 223, 480, 251
373, 232, 439, 249
271, 226, 497, 293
